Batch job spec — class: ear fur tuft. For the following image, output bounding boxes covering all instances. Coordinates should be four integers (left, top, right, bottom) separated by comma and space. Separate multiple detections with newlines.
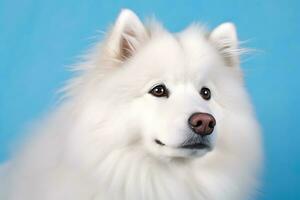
106, 9, 148, 64
210, 23, 242, 67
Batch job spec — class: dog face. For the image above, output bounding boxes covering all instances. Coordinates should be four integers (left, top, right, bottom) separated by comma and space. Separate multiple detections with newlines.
125, 30, 237, 158
74, 10, 250, 160
125, 32, 223, 158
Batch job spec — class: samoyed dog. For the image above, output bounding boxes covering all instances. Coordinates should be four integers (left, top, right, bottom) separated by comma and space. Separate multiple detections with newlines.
0, 9, 262, 200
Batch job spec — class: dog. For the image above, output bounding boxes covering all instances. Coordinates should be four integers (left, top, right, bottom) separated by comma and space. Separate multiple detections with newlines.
0, 9, 262, 200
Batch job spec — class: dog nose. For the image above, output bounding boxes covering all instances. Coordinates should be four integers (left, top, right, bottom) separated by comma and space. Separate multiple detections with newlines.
188, 112, 216, 136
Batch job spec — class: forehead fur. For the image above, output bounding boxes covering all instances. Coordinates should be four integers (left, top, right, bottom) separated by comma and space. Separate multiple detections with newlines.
123, 23, 223, 82
176, 25, 223, 73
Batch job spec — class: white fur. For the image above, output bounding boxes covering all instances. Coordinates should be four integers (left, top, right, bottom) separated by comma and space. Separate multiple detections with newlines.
0, 9, 262, 200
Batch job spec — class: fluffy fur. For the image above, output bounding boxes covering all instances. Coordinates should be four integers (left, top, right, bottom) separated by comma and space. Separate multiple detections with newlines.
0, 9, 262, 200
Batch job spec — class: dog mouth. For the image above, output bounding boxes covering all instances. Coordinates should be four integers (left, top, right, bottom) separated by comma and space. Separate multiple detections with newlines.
154, 139, 211, 150
180, 143, 210, 149
154, 139, 165, 146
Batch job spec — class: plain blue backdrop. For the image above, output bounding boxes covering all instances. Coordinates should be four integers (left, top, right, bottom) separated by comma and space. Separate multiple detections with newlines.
0, 0, 299, 199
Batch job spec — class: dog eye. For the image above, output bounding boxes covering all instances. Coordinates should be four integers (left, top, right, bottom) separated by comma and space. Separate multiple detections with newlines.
149, 84, 169, 98
200, 87, 211, 100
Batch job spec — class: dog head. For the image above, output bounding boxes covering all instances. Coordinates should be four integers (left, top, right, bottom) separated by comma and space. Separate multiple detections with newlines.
70, 10, 255, 161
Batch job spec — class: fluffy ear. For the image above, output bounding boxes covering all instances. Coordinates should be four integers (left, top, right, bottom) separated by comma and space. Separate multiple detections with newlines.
209, 23, 240, 67
106, 9, 148, 63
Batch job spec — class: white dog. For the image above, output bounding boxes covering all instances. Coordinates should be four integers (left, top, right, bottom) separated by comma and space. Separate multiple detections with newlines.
0, 9, 262, 200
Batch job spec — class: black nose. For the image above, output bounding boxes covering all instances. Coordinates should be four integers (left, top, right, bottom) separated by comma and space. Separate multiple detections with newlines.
188, 112, 216, 136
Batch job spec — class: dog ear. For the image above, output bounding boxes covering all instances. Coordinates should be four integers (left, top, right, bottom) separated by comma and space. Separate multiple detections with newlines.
106, 9, 148, 63
209, 23, 240, 67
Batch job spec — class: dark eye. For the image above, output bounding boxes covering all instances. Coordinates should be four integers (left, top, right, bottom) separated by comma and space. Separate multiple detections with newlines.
200, 87, 211, 100
149, 84, 169, 98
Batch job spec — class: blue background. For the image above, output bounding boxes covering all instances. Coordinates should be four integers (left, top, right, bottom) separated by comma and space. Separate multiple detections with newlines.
0, 0, 299, 199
